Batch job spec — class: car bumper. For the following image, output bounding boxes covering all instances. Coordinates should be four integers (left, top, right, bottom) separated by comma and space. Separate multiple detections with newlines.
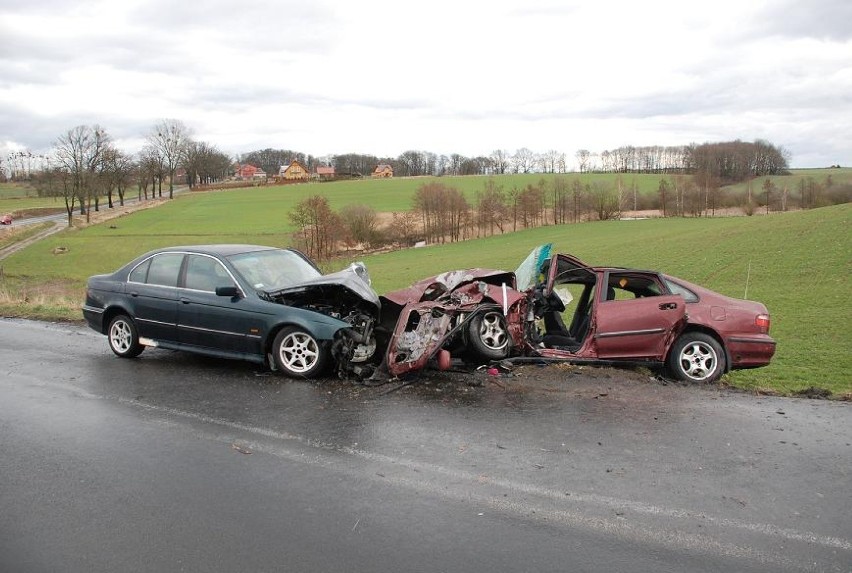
82, 305, 105, 333
725, 334, 777, 369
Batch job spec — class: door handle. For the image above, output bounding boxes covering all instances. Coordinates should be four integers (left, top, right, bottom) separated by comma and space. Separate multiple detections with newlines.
659, 302, 677, 310
180, 297, 191, 304
129, 291, 138, 298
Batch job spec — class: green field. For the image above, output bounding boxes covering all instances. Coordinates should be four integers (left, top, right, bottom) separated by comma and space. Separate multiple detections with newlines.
4, 167, 850, 220
0, 177, 849, 396
0, 182, 68, 213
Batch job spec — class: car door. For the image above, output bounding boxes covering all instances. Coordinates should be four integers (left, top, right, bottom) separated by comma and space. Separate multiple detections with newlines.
126, 253, 183, 342
592, 271, 686, 360
176, 254, 264, 356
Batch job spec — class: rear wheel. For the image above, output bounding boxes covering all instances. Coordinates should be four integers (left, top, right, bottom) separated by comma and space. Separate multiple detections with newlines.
273, 327, 328, 378
108, 314, 144, 358
466, 311, 510, 361
668, 332, 725, 383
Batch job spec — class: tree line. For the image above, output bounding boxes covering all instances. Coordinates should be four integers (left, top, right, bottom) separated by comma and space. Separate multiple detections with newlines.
20, 121, 232, 226
235, 140, 791, 182
289, 168, 849, 261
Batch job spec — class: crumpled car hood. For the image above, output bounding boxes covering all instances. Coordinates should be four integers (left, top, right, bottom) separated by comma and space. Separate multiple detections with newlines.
271, 263, 381, 311
383, 268, 516, 306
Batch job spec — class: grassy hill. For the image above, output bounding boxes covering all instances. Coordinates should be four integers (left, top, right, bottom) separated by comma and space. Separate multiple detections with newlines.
0, 188, 848, 395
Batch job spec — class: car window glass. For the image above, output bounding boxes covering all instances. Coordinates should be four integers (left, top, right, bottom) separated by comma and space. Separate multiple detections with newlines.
605, 273, 663, 301
128, 258, 151, 283
146, 253, 184, 287
665, 279, 699, 303
184, 255, 229, 292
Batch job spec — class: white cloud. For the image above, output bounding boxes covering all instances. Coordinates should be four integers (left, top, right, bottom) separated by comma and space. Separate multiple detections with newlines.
1, 0, 850, 166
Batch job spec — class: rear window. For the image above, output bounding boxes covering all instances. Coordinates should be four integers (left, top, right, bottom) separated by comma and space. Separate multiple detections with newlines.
665, 279, 699, 303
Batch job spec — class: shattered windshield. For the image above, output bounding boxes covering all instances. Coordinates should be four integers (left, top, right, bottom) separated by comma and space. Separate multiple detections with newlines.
228, 249, 321, 290
514, 243, 553, 291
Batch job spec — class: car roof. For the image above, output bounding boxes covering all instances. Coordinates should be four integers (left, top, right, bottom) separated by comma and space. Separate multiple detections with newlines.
150, 244, 282, 257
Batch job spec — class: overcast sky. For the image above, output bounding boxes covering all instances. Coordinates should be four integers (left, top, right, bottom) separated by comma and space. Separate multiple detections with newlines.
1, 0, 850, 168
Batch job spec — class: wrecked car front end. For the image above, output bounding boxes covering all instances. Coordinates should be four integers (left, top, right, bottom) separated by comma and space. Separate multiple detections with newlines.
265, 262, 381, 377
380, 269, 526, 377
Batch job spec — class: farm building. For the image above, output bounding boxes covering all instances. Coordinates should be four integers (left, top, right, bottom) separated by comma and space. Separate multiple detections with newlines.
235, 164, 266, 180
279, 160, 310, 180
315, 166, 335, 180
372, 164, 393, 178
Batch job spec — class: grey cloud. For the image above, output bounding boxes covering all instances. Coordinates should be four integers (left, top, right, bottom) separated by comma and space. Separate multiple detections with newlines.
127, 0, 338, 54
751, 0, 852, 41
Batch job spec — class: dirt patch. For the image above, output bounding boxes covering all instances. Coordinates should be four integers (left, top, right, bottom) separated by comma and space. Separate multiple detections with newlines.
793, 386, 833, 399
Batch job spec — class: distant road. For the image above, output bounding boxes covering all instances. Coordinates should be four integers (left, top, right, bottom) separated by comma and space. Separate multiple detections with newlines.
9, 186, 189, 227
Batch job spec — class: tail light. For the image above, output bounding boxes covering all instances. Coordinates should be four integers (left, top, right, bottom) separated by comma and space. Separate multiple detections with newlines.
755, 313, 770, 333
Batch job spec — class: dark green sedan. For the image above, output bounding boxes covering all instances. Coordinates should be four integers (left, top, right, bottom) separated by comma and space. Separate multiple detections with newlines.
83, 245, 380, 378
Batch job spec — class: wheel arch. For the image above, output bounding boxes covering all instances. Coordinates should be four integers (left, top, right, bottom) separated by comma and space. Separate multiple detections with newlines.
669, 324, 731, 373
101, 305, 135, 335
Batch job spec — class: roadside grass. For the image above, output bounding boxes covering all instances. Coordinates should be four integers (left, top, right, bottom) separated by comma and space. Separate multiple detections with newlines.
0, 175, 848, 396
0, 222, 54, 250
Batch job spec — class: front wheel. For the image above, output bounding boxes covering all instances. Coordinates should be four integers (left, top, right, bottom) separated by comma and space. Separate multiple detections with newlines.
668, 332, 725, 383
272, 327, 328, 378
108, 314, 144, 358
466, 311, 510, 361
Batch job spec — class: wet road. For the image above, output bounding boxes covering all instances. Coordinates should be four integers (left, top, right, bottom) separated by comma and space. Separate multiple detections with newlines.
1, 319, 850, 572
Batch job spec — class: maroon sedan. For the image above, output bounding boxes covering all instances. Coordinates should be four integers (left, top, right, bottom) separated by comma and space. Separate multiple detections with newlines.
381, 245, 775, 382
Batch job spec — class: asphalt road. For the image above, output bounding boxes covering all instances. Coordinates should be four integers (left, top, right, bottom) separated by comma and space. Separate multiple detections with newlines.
1, 319, 850, 572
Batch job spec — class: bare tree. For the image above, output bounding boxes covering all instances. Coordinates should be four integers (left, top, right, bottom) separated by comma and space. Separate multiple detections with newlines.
289, 195, 344, 261
474, 179, 508, 237
53, 124, 111, 226
148, 119, 191, 198
388, 211, 420, 246
512, 148, 536, 174
658, 178, 670, 217
340, 204, 381, 248
575, 149, 592, 173
589, 182, 620, 221
490, 149, 510, 174
101, 147, 135, 208
413, 182, 469, 243
184, 140, 231, 187
137, 146, 163, 200
551, 177, 570, 224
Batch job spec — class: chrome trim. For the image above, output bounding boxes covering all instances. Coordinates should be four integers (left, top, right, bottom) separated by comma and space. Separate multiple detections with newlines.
177, 324, 244, 337
81, 305, 104, 314
596, 327, 665, 339
136, 317, 177, 327
728, 336, 777, 345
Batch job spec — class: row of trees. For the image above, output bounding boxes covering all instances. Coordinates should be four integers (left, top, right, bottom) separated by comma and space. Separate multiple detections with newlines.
232, 140, 790, 182
290, 169, 848, 260
25, 121, 232, 226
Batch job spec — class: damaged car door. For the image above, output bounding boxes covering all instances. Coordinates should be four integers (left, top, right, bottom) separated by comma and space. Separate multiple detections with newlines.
592, 271, 686, 360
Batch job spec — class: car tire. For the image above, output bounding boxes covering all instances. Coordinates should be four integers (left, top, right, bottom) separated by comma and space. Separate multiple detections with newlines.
108, 314, 145, 358
272, 326, 328, 378
668, 332, 725, 383
466, 310, 510, 361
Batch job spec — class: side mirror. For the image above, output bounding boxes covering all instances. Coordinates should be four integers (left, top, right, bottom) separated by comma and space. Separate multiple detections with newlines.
215, 285, 240, 297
